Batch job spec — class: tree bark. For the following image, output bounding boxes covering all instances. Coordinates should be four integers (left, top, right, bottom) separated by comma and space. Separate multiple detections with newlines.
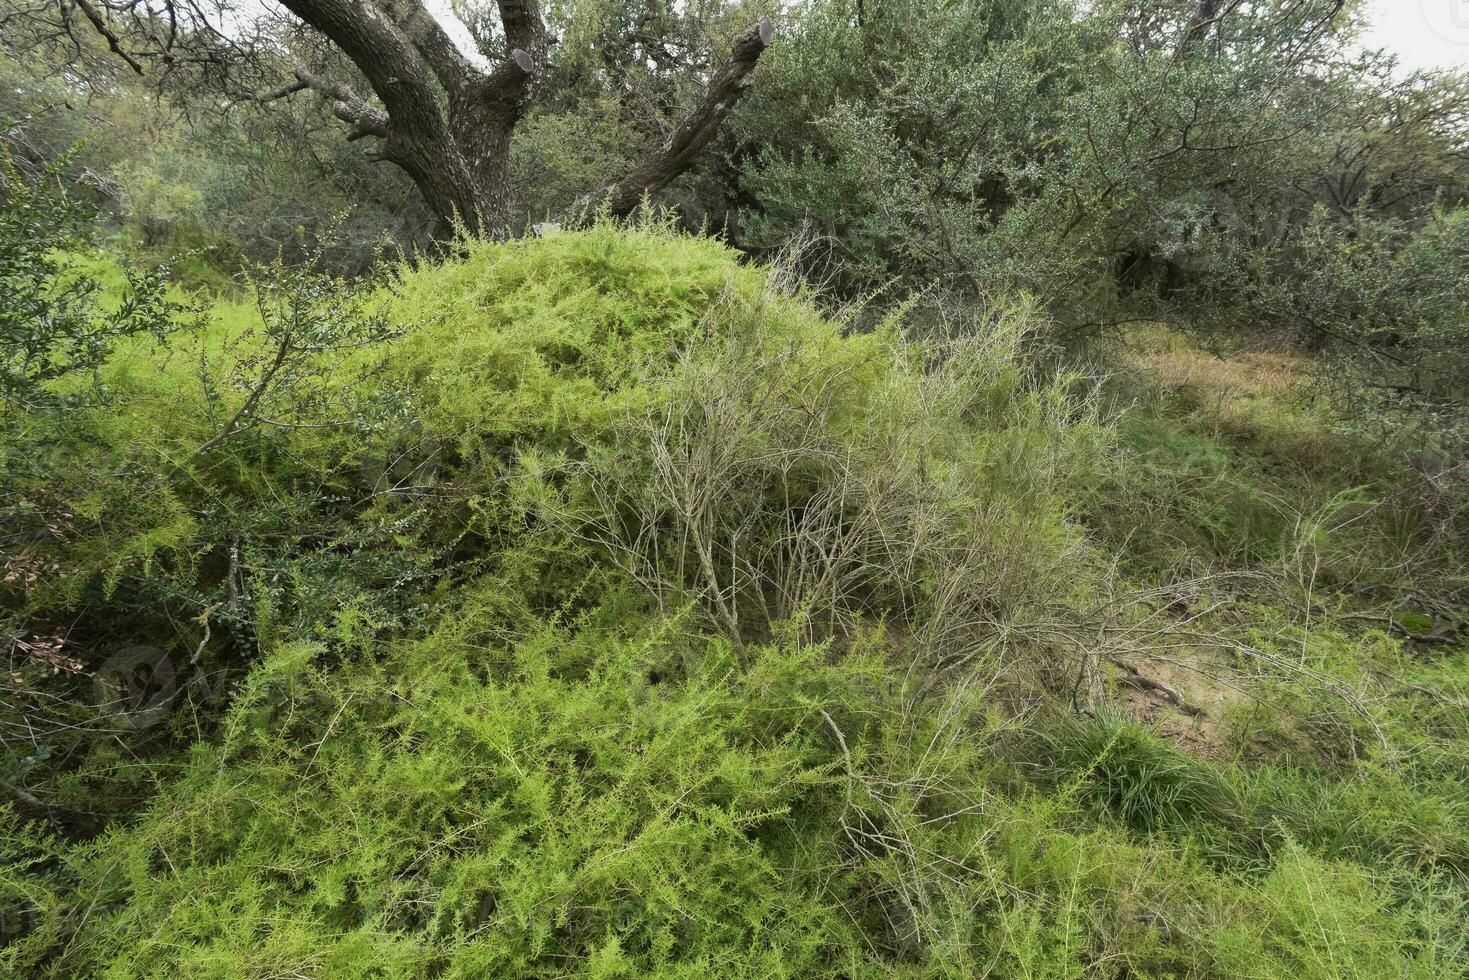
67, 0, 774, 239
577, 18, 775, 219
272, 0, 770, 237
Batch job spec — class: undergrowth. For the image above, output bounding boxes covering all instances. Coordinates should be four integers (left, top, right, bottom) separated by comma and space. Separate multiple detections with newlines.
3, 225, 1466, 976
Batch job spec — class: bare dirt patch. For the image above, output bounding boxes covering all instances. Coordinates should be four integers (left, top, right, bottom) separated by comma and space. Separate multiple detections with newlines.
1109, 648, 1248, 758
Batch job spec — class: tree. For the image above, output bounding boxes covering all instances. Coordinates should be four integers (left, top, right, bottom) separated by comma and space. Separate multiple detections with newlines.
6, 0, 774, 238
0, 136, 179, 410
732, 0, 1417, 315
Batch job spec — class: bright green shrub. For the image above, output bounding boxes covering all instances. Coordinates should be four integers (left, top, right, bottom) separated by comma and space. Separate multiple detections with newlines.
36, 609, 868, 976
6, 225, 1469, 978
1207, 842, 1452, 979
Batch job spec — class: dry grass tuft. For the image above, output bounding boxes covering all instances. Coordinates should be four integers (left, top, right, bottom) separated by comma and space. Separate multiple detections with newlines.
1133, 340, 1304, 401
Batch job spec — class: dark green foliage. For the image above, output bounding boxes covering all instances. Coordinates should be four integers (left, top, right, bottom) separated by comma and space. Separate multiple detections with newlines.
733, 1, 1469, 431
734, 0, 1354, 304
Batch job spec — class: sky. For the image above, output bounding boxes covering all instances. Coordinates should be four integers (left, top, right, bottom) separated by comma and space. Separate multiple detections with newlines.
1360, 0, 1469, 73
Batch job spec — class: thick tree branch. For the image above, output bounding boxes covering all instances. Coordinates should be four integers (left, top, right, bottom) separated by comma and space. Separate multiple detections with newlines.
583, 18, 774, 219
482, 49, 534, 111
481, 0, 548, 113
274, 0, 445, 147
293, 68, 391, 141
380, 0, 479, 93
496, 0, 543, 51
236, 69, 389, 142
274, 0, 480, 223
256, 77, 312, 102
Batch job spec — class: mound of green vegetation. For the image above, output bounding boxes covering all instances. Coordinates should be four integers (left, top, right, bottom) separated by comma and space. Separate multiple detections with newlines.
4, 225, 1468, 976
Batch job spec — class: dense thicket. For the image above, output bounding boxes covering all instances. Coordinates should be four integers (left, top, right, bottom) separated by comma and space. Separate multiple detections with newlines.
2, 0, 1468, 975
732, 1, 1469, 411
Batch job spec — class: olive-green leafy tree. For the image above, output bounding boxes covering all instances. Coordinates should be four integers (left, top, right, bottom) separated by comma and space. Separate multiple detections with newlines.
732, 0, 1468, 418
734, 0, 1378, 307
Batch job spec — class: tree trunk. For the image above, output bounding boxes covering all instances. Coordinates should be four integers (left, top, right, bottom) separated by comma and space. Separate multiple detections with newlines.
272, 1, 771, 239
64, 0, 772, 240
